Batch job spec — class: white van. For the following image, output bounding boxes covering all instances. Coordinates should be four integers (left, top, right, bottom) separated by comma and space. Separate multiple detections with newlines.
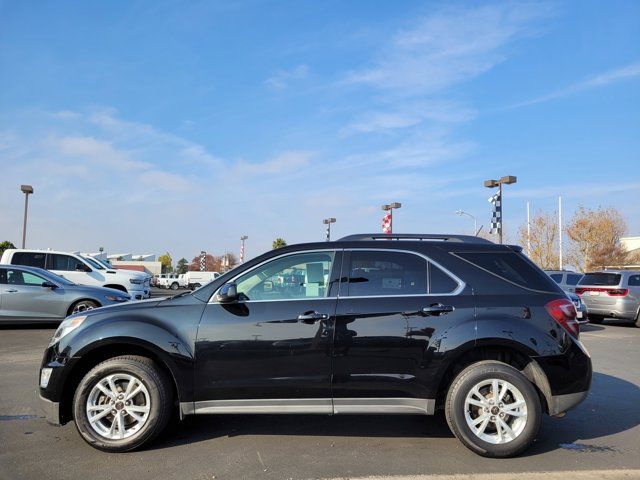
0, 249, 150, 300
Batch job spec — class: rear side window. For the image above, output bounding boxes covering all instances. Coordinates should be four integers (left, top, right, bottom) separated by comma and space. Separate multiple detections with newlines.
47, 254, 80, 271
455, 251, 558, 292
578, 273, 621, 286
347, 251, 427, 296
549, 274, 563, 283
11, 252, 46, 268
626, 275, 640, 286
566, 274, 583, 285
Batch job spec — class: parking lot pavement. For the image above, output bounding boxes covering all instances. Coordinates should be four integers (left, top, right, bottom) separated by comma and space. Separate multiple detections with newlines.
1, 322, 639, 480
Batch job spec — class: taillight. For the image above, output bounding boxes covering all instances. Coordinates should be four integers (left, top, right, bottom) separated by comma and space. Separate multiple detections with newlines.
575, 288, 585, 295
545, 298, 579, 338
607, 288, 628, 296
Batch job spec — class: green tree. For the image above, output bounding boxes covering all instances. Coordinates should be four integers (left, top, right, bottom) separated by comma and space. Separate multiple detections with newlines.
176, 258, 189, 275
0, 240, 16, 257
158, 252, 173, 273
272, 238, 287, 249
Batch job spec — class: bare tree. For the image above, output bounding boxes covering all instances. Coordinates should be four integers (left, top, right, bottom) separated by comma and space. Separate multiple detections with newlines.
565, 206, 628, 272
518, 211, 559, 269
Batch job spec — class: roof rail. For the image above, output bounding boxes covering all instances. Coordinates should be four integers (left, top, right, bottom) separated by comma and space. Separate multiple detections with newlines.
337, 233, 493, 244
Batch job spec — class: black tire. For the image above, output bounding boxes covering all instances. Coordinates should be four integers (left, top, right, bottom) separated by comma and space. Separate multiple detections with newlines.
193, 283, 201, 290
445, 361, 542, 458
72, 355, 173, 452
68, 299, 100, 316
170, 282, 179, 290
635, 311, 640, 328
589, 315, 604, 324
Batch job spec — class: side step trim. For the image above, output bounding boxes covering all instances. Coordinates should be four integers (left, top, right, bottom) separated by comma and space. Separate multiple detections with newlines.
181, 398, 435, 416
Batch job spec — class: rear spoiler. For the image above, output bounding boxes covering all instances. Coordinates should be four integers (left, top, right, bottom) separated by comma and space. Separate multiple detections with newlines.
506, 245, 523, 253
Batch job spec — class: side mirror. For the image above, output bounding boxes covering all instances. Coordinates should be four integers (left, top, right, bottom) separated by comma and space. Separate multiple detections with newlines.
41, 281, 57, 289
215, 282, 238, 303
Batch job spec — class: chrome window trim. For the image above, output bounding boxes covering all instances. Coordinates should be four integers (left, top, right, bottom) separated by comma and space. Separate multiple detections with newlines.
343, 248, 465, 297
208, 249, 338, 304
182, 397, 435, 416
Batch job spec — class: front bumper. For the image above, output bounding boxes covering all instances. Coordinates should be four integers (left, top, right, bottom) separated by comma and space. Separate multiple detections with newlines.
39, 392, 61, 426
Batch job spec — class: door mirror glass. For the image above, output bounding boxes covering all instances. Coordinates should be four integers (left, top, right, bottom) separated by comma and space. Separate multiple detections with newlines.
41, 281, 57, 289
216, 282, 238, 303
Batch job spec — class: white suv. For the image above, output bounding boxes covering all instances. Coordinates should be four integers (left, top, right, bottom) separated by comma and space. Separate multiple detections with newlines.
0, 249, 149, 300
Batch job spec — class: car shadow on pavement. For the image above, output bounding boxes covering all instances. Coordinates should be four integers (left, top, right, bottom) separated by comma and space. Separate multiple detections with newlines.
148, 372, 639, 454
580, 324, 605, 332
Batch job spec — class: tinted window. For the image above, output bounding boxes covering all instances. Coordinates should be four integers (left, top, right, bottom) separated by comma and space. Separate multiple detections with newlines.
5, 269, 46, 286
347, 251, 427, 296
566, 274, 583, 285
11, 252, 46, 268
578, 273, 621, 286
456, 252, 558, 291
235, 251, 334, 301
48, 254, 84, 272
549, 274, 563, 283
429, 262, 458, 293
627, 275, 640, 286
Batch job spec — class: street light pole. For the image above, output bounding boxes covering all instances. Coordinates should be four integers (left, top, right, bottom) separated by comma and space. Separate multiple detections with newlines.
455, 210, 477, 235
382, 202, 402, 234
240, 235, 248, 263
483, 176, 517, 244
20, 185, 34, 248
323, 218, 336, 241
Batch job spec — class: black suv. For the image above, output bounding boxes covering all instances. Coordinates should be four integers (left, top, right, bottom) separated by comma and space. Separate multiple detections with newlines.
39, 234, 591, 457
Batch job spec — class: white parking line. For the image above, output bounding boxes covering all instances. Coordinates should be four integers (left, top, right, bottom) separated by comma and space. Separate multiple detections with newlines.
320, 470, 640, 480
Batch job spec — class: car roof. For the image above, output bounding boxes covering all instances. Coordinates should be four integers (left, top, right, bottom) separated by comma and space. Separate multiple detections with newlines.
4, 248, 80, 256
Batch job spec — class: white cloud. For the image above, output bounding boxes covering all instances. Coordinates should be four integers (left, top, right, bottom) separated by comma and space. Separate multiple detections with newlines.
265, 64, 309, 90
510, 61, 640, 108
235, 150, 315, 174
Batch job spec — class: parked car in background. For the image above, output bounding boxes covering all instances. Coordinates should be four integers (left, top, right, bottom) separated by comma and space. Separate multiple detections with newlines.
0, 265, 129, 323
544, 270, 583, 293
39, 233, 591, 457
1, 249, 149, 300
156, 273, 187, 290
184, 270, 220, 290
82, 255, 151, 299
575, 270, 640, 326
566, 291, 588, 324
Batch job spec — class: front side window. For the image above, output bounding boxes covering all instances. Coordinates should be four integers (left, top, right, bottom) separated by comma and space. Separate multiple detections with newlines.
235, 251, 335, 301
12, 252, 46, 269
48, 254, 85, 272
5, 269, 46, 286
347, 251, 428, 296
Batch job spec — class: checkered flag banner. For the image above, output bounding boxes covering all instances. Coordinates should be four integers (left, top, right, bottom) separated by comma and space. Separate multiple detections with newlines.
382, 212, 392, 234
240, 243, 245, 263
199, 251, 206, 271
488, 191, 502, 235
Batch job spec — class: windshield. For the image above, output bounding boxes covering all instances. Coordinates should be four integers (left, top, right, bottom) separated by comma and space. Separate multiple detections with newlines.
578, 272, 621, 286
82, 256, 105, 270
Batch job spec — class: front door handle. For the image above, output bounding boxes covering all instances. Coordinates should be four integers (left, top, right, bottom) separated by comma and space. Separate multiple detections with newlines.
5, 289, 18, 293
421, 303, 455, 316
297, 311, 329, 324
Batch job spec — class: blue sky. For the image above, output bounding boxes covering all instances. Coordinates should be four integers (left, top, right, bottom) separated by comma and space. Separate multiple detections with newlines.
1, 0, 639, 261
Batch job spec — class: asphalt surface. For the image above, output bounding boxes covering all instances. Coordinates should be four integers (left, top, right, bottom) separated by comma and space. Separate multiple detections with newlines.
1, 319, 639, 480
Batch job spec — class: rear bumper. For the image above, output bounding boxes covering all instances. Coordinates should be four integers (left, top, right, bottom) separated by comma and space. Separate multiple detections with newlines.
39, 393, 61, 426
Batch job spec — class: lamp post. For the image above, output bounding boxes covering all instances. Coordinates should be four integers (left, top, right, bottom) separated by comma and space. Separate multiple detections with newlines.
483, 175, 517, 244
20, 185, 34, 248
99, 246, 104, 260
381, 202, 402, 234
240, 235, 248, 263
323, 218, 336, 241
455, 210, 477, 235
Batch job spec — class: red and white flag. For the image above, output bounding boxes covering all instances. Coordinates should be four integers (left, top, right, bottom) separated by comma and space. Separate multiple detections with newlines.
240, 243, 245, 263
382, 212, 392, 234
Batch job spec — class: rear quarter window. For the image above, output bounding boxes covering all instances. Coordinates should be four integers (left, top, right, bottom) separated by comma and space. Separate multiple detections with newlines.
626, 275, 640, 286
454, 251, 559, 292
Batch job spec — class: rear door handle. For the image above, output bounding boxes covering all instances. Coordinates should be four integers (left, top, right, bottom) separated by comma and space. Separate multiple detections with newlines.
421, 303, 455, 316
5, 289, 18, 293
297, 312, 329, 324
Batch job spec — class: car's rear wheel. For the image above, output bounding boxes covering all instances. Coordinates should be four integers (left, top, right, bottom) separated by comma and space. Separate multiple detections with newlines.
170, 282, 179, 290
445, 361, 541, 458
73, 355, 172, 452
589, 315, 604, 324
69, 299, 99, 316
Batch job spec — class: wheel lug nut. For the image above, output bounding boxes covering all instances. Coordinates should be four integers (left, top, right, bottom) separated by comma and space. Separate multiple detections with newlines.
490, 416, 495, 421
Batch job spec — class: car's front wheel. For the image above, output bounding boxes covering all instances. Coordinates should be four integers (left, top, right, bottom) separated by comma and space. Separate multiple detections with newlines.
73, 355, 173, 452
445, 361, 541, 458
170, 282, 179, 290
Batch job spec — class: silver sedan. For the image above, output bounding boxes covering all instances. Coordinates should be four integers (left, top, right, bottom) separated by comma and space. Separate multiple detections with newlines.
0, 265, 129, 323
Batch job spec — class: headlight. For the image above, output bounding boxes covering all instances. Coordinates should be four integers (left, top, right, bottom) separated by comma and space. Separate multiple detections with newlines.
129, 278, 144, 284
50, 315, 87, 345
105, 294, 128, 302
